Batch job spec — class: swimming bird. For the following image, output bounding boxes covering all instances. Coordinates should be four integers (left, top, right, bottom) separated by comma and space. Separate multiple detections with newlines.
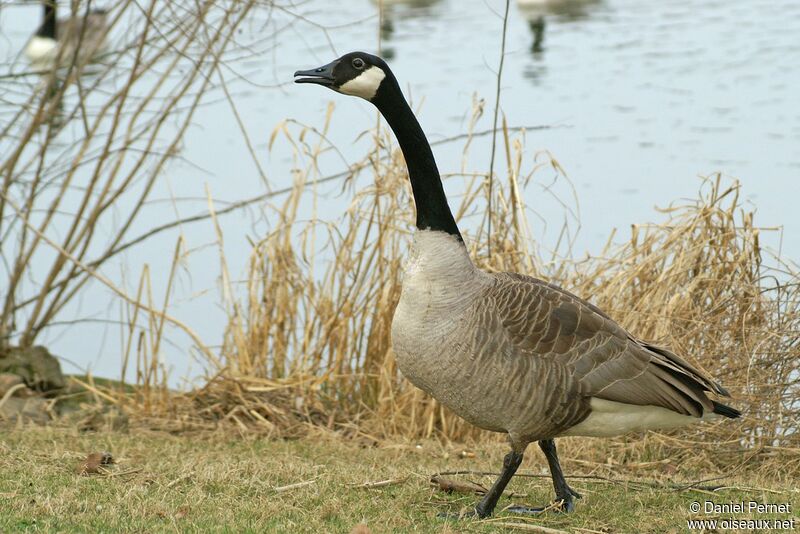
24, 1, 107, 69
294, 52, 741, 518
516, 0, 602, 54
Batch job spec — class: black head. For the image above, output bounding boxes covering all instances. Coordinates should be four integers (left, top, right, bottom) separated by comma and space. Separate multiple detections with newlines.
294, 52, 392, 101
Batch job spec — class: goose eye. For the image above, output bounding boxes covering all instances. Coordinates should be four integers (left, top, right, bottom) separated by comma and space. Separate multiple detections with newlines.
352, 58, 365, 69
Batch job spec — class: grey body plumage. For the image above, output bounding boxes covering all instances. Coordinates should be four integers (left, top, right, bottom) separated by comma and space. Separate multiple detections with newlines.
391, 230, 732, 448
295, 51, 740, 518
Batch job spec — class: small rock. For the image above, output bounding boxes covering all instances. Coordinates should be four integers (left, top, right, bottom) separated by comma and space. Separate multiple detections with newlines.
0, 373, 25, 397
0, 346, 66, 392
0, 396, 51, 424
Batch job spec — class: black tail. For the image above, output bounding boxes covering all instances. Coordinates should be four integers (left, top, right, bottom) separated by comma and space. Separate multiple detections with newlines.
712, 401, 741, 419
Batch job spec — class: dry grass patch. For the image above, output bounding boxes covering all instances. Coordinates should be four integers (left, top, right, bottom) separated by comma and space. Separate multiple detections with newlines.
1, 426, 797, 533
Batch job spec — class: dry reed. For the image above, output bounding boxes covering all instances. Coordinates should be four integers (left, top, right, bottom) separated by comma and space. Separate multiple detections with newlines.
158, 115, 797, 475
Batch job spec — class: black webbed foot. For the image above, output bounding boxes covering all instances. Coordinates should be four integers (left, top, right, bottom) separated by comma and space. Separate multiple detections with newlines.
505, 490, 579, 515
553, 492, 578, 513
553, 483, 582, 510
439, 494, 578, 520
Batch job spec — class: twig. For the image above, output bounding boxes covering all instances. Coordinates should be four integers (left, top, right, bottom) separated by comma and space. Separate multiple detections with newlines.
488, 522, 569, 534
0, 191, 219, 366
704, 485, 788, 495
273, 479, 318, 493
430, 470, 736, 493
0, 383, 28, 418
349, 477, 408, 489
670, 474, 732, 492
166, 471, 195, 489
431, 475, 487, 495
486, 0, 511, 260
102, 468, 143, 478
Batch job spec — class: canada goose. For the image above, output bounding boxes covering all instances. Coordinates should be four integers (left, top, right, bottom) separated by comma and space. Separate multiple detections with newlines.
294, 52, 741, 518
370, 0, 442, 54
24, 1, 107, 68
517, 0, 602, 22
517, 0, 601, 54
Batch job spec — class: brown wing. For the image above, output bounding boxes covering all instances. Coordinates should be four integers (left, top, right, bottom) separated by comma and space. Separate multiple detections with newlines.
491, 272, 729, 417
58, 12, 107, 41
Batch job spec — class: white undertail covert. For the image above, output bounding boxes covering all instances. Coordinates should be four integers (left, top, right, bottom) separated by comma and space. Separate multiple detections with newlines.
561, 398, 718, 437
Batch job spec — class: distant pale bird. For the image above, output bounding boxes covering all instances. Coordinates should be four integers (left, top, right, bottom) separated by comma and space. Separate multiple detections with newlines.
24, 1, 108, 69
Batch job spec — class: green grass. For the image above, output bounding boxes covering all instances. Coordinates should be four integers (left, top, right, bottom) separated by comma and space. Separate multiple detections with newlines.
0, 426, 797, 533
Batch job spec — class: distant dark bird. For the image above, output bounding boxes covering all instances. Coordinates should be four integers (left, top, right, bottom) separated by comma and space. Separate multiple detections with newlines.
294, 52, 741, 518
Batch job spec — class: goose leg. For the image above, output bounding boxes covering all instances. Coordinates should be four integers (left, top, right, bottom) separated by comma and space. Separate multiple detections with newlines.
438, 449, 525, 519
538, 438, 581, 512
504, 439, 580, 515
473, 449, 524, 518
441, 441, 579, 519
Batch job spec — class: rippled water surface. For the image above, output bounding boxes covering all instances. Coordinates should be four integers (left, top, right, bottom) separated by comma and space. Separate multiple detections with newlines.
1, 0, 798, 380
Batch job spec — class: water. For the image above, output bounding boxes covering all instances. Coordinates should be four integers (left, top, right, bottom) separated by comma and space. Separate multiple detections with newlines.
1, 0, 798, 384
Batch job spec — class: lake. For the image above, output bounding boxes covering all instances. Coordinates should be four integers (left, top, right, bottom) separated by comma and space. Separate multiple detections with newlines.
1, 0, 798, 384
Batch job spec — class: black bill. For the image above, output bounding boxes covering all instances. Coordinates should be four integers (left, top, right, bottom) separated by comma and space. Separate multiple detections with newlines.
294, 60, 337, 86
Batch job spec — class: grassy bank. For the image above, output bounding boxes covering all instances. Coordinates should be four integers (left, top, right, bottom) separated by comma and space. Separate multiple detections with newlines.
1, 426, 797, 533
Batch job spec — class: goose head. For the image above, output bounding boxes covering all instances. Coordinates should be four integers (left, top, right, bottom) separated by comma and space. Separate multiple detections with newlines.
294, 52, 391, 102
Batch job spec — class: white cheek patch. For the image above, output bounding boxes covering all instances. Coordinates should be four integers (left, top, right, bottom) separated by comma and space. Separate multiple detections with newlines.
339, 66, 386, 100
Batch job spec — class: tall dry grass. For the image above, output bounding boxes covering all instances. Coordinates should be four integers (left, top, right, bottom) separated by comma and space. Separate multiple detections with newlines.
158, 114, 799, 474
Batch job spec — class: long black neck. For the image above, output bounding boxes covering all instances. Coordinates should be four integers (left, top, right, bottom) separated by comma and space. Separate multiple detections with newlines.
37, 1, 57, 39
371, 75, 462, 241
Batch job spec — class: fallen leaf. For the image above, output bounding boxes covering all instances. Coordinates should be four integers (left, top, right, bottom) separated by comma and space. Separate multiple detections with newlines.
430, 475, 486, 495
77, 451, 114, 475
350, 524, 371, 534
